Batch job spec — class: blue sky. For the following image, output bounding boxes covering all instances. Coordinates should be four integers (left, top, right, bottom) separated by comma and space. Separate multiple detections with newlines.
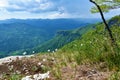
0, 0, 119, 20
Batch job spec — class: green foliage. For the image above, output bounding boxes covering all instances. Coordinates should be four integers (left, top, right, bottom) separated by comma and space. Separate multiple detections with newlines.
61, 15, 120, 70
91, 0, 120, 13
9, 74, 21, 80
109, 72, 120, 80
91, 4, 110, 13
2, 74, 22, 80
109, 15, 120, 27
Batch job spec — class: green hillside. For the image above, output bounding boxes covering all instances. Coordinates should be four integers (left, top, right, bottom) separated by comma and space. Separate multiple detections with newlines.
0, 23, 50, 57
32, 24, 95, 53
30, 16, 120, 53
60, 15, 120, 69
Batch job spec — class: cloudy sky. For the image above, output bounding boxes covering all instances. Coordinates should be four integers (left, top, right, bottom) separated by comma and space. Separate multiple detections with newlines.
0, 0, 119, 20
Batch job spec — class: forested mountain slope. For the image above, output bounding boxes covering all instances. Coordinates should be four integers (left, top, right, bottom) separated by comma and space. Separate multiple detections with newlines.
0, 18, 100, 57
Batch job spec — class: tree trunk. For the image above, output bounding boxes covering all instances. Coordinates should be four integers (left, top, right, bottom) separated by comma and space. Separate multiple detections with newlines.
89, 0, 116, 46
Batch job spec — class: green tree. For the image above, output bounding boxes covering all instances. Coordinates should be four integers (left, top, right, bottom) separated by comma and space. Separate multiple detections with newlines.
90, 0, 120, 46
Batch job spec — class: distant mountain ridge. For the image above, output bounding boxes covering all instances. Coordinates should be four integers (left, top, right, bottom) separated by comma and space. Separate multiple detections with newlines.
0, 18, 100, 58
0, 18, 101, 24
30, 15, 120, 53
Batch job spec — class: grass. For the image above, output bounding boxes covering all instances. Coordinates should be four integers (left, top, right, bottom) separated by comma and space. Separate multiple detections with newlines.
9, 74, 21, 80
109, 72, 120, 80
61, 22, 120, 69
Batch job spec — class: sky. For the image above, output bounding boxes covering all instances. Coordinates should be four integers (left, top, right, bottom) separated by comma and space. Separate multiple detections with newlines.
0, 0, 120, 20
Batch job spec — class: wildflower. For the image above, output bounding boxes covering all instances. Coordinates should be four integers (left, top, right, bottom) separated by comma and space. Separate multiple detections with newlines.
32, 51, 35, 53
55, 48, 58, 52
81, 44, 83, 46
47, 49, 50, 52
89, 41, 92, 44
23, 52, 27, 55
38, 62, 42, 66
41, 65, 45, 68
51, 57, 55, 63
51, 57, 55, 61
52, 51, 55, 53
42, 59, 46, 62
74, 44, 77, 46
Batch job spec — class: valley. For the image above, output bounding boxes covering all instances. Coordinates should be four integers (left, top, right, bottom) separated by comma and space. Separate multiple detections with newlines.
0, 18, 100, 58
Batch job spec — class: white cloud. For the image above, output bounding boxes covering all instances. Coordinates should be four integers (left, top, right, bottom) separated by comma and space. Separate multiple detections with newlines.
48, 12, 69, 19
0, 0, 119, 19
0, 0, 8, 7
0, 0, 56, 13
39, 2, 53, 10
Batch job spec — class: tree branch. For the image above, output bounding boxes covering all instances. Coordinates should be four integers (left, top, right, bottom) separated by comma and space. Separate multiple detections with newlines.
90, 0, 116, 46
